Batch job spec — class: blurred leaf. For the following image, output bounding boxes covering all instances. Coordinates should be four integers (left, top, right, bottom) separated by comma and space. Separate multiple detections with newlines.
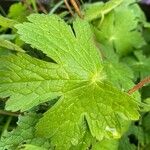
71, 128, 120, 150
141, 98, 150, 112
142, 113, 150, 148
123, 51, 150, 80
83, 0, 123, 22
0, 15, 18, 29
0, 34, 16, 41
0, 39, 24, 52
0, 113, 51, 150
18, 144, 47, 150
83, 2, 104, 21
8, 2, 30, 23
119, 123, 145, 150
91, 1, 146, 56
142, 113, 150, 131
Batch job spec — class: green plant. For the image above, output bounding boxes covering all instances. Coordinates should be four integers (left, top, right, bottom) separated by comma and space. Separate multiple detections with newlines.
0, 0, 150, 150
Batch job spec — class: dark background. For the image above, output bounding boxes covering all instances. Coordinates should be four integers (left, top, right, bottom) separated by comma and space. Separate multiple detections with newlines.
0, 0, 150, 20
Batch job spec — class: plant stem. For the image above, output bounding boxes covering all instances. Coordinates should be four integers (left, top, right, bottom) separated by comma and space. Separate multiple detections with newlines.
0, 110, 20, 117
128, 76, 150, 94
31, 0, 38, 13
70, 0, 83, 18
37, 1, 48, 14
1, 116, 12, 137
0, 6, 6, 16
49, 0, 64, 14
64, 0, 74, 16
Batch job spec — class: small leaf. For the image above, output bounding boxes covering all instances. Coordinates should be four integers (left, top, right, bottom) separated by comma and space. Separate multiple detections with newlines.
122, 51, 150, 79
0, 113, 51, 150
84, 0, 123, 21
93, 1, 146, 56
7, 2, 30, 23
0, 15, 18, 29
141, 98, 150, 112
0, 39, 25, 52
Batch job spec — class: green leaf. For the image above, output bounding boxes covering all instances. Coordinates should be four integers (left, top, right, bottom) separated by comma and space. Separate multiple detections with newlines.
93, 139, 119, 150
72, 132, 119, 150
119, 136, 136, 150
70, 129, 95, 150
0, 53, 62, 111
84, 0, 123, 22
123, 51, 150, 79
18, 144, 47, 150
132, 51, 150, 79
0, 113, 51, 150
0, 39, 25, 52
0, 34, 16, 41
103, 61, 140, 99
0, 15, 18, 29
141, 98, 150, 112
0, 47, 12, 56
71, 125, 125, 150
83, 2, 104, 21
97, 44, 140, 100
142, 113, 150, 132
7, 2, 30, 23
93, 1, 146, 56
142, 113, 150, 149
0, 14, 139, 149
119, 122, 145, 150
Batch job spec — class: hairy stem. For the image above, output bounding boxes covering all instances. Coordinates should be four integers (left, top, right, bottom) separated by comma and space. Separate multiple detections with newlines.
128, 76, 150, 94
70, 0, 83, 18
37, 1, 48, 14
50, 0, 64, 14
64, 0, 74, 16
0, 109, 21, 117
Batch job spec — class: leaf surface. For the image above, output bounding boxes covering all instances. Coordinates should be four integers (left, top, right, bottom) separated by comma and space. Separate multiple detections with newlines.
0, 113, 51, 150
84, 0, 123, 21
93, 1, 146, 56
0, 14, 139, 149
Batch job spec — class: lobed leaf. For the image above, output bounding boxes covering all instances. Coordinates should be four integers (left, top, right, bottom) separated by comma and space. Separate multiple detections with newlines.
92, 0, 146, 56
0, 14, 140, 149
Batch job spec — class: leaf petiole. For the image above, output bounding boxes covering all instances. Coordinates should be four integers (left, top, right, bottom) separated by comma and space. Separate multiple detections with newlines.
128, 76, 150, 94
